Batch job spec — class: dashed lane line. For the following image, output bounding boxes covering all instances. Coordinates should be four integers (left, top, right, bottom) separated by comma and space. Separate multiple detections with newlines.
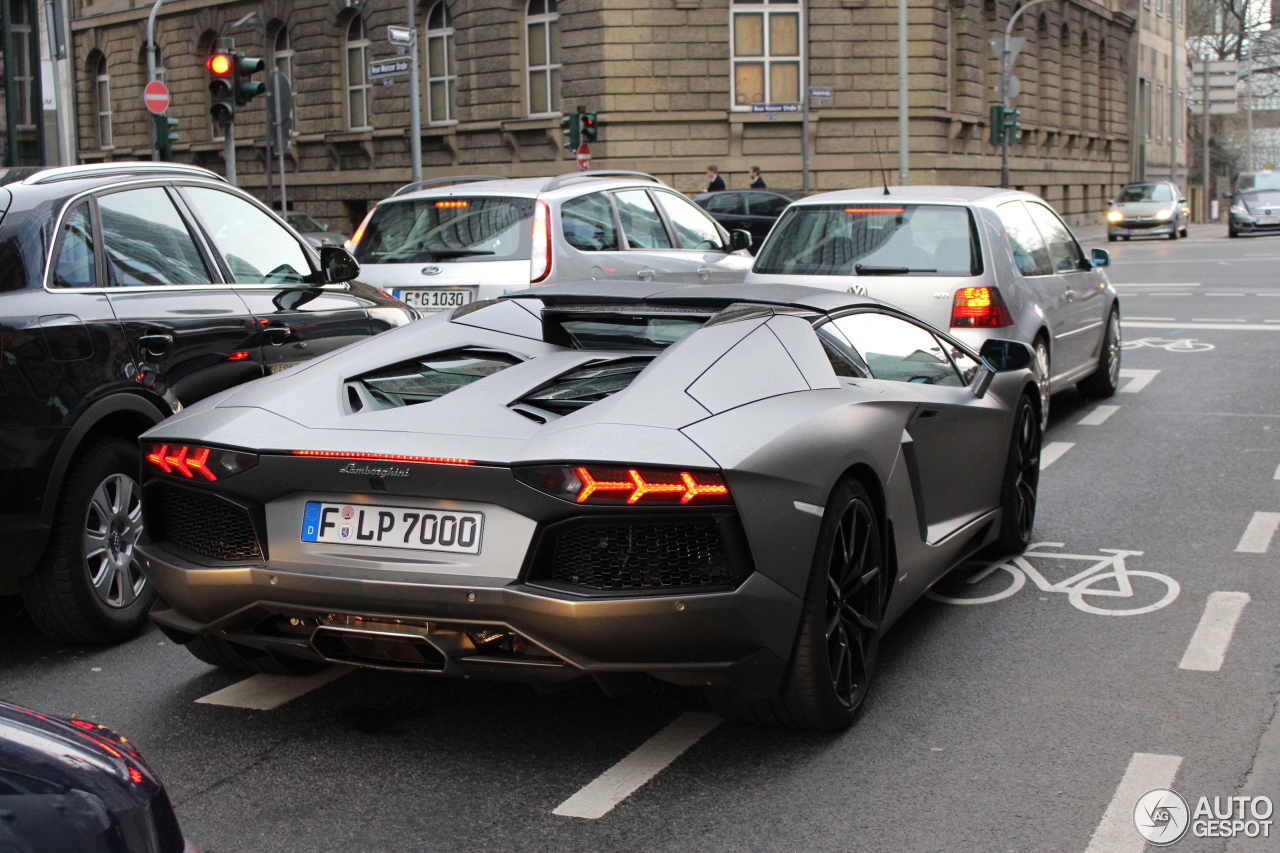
1078, 405, 1120, 426
1123, 316, 1176, 321
1274, 462, 1280, 480
1235, 512, 1280, 554
194, 667, 352, 710
552, 712, 721, 820
1178, 592, 1251, 671
1118, 369, 1160, 393
1124, 321, 1280, 330
1084, 753, 1183, 853
1191, 317, 1247, 322
1040, 442, 1075, 470
1110, 283, 1200, 287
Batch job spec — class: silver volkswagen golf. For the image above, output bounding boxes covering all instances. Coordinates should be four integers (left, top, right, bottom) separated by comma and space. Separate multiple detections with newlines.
745, 186, 1122, 422
348, 172, 755, 313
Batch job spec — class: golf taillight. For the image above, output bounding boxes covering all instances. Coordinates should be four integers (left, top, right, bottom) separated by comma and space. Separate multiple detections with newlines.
529, 200, 553, 283
515, 465, 732, 506
950, 286, 1014, 328
145, 444, 258, 481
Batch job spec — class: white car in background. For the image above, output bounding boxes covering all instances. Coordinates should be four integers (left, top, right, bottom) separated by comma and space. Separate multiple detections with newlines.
745, 186, 1121, 423
347, 171, 754, 313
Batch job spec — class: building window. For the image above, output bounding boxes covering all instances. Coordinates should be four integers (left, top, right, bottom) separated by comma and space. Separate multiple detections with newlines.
426, 2, 456, 123
12, 0, 33, 129
273, 26, 293, 82
731, 0, 801, 108
95, 55, 113, 149
346, 16, 371, 129
526, 0, 559, 116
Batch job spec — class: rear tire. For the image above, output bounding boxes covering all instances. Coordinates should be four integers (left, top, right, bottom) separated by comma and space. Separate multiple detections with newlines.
991, 395, 1042, 556
706, 479, 887, 731
1078, 308, 1121, 398
185, 635, 327, 675
21, 437, 156, 645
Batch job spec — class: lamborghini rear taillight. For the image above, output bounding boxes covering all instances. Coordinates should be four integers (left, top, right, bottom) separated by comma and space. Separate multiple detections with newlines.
145, 444, 258, 481
529, 200, 553, 283
515, 465, 732, 506
950, 286, 1014, 328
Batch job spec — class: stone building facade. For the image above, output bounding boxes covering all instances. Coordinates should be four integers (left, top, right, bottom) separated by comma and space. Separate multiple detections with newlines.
68, 0, 1139, 233
1125, 0, 1185, 183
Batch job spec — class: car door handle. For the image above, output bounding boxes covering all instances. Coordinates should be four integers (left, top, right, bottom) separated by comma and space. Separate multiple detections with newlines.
696, 268, 711, 280
637, 268, 656, 280
138, 333, 173, 354
263, 325, 292, 345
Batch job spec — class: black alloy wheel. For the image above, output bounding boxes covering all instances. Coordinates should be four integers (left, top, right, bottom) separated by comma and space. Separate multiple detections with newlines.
991, 395, 1042, 556
704, 479, 886, 730
822, 494, 883, 712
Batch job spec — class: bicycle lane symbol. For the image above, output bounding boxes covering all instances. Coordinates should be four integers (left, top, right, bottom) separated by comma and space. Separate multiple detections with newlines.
925, 543, 1181, 616
1119, 337, 1215, 353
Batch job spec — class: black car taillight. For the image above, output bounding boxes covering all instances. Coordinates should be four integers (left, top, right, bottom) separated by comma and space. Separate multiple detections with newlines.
515, 464, 732, 506
145, 444, 257, 481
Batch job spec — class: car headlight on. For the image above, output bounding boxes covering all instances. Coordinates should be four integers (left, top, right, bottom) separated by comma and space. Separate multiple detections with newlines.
1231, 203, 1248, 216
1155, 209, 1173, 220
1107, 210, 1124, 223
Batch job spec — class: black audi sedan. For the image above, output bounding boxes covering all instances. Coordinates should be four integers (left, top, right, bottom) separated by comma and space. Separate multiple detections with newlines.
0, 162, 415, 645
0, 699, 193, 851
693, 189, 805, 252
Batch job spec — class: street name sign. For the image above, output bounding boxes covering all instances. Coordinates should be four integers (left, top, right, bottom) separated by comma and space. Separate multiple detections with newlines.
750, 103, 800, 113
387, 26, 414, 45
369, 58, 411, 79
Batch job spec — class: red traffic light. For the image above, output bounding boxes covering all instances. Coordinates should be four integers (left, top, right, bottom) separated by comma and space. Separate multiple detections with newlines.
207, 54, 232, 76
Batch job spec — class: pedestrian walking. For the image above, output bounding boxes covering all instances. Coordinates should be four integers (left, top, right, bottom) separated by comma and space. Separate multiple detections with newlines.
706, 165, 726, 192
749, 166, 767, 189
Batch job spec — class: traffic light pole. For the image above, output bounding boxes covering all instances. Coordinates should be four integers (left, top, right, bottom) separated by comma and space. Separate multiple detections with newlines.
145, 0, 166, 161
225, 123, 237, 185
999, 0, 1052, 188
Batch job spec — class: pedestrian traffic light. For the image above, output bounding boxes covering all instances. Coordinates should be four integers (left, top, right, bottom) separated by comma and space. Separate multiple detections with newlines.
234, 53, 266, 106
561, 112, 580, 153
208, 47, 235, 126
153, 114, 180, 160
989, 104, 1021, 145
579, 111, 598, 143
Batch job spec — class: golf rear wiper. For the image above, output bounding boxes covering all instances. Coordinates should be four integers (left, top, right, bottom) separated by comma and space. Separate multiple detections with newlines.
853, 264, 936, 275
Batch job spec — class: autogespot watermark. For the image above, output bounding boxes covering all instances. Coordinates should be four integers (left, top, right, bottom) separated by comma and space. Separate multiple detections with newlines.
1134, 788, 1274, 845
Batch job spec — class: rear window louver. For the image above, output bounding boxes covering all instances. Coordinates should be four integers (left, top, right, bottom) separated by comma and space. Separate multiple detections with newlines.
516, 357, 652, 417
349, 348, 521, 409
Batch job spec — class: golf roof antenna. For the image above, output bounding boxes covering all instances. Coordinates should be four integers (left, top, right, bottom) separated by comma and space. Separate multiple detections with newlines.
872, 129, 891, 195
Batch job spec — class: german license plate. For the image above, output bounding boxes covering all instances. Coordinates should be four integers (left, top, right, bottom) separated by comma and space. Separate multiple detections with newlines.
301, 501, 483, 554
391, 288, 474, 311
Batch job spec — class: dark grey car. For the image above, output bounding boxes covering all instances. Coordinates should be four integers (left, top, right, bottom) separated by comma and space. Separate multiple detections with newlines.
136, 282, 1041, 730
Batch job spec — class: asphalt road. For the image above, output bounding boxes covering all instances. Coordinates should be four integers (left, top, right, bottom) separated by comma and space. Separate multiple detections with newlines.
2, 225, 1279, 852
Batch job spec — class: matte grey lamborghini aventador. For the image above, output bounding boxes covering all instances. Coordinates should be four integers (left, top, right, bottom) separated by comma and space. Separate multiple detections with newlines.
136, 281, 1042, 730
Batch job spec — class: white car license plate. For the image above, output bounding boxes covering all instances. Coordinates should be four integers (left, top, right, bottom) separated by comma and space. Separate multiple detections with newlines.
391, 288, 474, 311
301, 501, 483, 554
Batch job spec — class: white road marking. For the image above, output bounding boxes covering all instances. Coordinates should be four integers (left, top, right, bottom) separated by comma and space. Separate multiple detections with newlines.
1235, 512, 1280, 554
1110, 282, 1200, 287
1266, 319, 1280, 323
793, 501, 824, 517
1039, 442, 1075, 470
1122, 316, 1176, 321
1178, 592, 1251, 671
1274, 462, 1280, 480
1204, 293, 1247, 296
553, 712, 721, 820
1084, 753, 1183, 853
1124, 321, 1280, 330
1078, 405, 1120, 426
1118, 369, 1160, 393
1191, 317, 1246, 322
194, 667, 351, 710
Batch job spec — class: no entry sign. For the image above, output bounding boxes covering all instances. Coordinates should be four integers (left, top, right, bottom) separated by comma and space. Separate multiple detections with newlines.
576, 143, 591, 171
142, 80, 170, 115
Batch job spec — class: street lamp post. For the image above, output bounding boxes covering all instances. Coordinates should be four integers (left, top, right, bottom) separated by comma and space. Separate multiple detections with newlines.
1000, 0, 1054, 189
897, 0, 908, 185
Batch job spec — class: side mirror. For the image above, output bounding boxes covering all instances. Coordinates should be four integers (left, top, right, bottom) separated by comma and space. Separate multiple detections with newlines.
320, 246, 360, 283
729, 229, 753, 252
1090, 248, 1110, 268
970, 364, 995, 398
979, 338, 1034, 372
